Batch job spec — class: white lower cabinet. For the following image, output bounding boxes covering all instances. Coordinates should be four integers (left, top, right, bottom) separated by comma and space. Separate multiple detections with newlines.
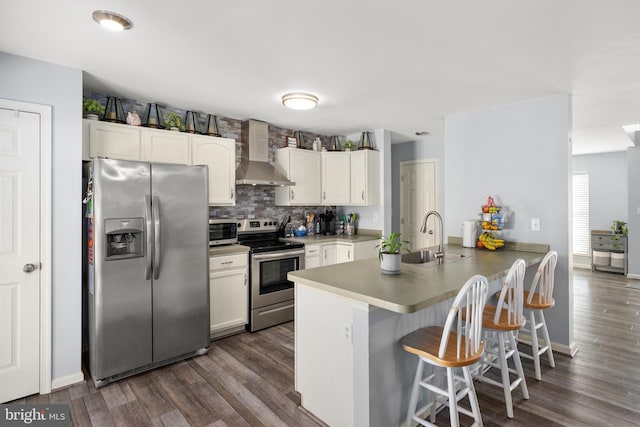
336, 243, 353, 263
322, 244, 337, 266
210, 253, 248, 339
304, 239, 379, 269
305, 244, 322, 269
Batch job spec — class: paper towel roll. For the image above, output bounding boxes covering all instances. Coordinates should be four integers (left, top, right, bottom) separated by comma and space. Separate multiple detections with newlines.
462, 221, 477, 248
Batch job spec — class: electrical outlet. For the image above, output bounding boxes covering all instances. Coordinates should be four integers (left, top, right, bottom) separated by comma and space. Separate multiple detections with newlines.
342, 322, 352, 344
531, 218, 541, 232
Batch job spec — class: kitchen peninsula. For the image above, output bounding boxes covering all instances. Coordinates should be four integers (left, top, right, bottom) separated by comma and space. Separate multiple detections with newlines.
289, 242, 549, 427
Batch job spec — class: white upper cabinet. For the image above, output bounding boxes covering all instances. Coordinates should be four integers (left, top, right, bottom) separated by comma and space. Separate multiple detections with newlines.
191, 135, 236, 206
87, 120, 141, 160
350, 150, 380, 206
142, 128, 191, 164
83, 120, 236, 206
275, 148, 321, 206
321, 152, 351, 205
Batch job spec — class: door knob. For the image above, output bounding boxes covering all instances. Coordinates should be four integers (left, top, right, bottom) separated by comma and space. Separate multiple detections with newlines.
23, 263, 36, 273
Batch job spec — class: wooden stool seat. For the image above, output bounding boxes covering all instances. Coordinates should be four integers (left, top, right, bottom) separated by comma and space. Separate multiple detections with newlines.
403, 326, 484, 368
522, 290, 555, 310
482, 304, 525, 331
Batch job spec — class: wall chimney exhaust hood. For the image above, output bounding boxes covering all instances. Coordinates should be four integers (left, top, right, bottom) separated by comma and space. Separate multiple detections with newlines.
235, 120, 295, 186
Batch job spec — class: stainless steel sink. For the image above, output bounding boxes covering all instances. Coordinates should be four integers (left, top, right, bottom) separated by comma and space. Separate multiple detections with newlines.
401, 250, 466, 265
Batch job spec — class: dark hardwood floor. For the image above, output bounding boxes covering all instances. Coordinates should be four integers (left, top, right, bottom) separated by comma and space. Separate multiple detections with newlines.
13, 269, 640, 426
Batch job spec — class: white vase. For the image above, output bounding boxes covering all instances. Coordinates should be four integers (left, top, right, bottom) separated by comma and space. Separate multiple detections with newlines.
86, 113, 99, 121
380, 252, 401, 275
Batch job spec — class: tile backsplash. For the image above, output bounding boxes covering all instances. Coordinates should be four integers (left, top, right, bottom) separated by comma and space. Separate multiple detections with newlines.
84, 92, 335, 226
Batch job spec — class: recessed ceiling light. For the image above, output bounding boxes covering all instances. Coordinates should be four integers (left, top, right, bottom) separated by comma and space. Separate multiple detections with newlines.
92, 10, 132, 31
282, 93, 318, 110
415, 131, 430, 136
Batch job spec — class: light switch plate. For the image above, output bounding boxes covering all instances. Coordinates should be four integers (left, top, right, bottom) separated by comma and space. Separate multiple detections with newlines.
531, 218, 541, 232
342, 322, 352, 344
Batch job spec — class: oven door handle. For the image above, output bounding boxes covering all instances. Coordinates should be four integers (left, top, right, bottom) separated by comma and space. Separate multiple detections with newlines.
252, 248, 305, 260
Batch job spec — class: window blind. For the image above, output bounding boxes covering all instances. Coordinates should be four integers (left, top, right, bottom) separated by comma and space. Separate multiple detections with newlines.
572, 173, 590, 255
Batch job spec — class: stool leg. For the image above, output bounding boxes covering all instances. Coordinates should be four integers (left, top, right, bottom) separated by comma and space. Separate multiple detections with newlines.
529, 310, 542, 380
463, 365, 483, 427
509, 330, 529, 399
429, 365, 436, 423
497, 332, 514, 418
406, 357, 424, 427
447, 367, 459, 427
538, 310, 555, 368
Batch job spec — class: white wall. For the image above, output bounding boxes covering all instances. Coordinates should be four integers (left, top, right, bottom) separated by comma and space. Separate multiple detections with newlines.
627, 147, 640, 276
0, 52, 82, 381
573, 151, 627, 230
444, 94, 573, 349
391, 136, 445, 233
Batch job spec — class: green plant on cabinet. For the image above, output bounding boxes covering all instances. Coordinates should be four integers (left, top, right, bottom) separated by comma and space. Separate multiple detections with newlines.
165, 111, 185, 131
83, 99, 105, 117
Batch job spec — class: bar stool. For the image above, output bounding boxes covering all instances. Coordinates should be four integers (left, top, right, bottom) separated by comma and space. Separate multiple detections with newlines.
518, 250, 558, 380
477, 258, 529, 418
402, 275, 488, 427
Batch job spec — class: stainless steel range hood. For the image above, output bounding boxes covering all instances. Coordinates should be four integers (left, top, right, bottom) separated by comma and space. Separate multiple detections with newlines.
235, 119, 295, 186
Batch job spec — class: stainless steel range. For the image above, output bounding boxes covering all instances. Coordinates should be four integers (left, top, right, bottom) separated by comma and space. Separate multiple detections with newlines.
237, 219, 305, 332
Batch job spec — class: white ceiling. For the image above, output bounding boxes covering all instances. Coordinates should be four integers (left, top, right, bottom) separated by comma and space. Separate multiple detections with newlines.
2, 1, 640, 154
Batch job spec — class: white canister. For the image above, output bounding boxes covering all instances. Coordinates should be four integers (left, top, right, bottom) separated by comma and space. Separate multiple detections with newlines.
462, 220, 477, 248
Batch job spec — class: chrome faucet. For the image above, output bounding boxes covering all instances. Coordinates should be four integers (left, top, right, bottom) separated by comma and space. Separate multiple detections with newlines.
420, 210, 444, 258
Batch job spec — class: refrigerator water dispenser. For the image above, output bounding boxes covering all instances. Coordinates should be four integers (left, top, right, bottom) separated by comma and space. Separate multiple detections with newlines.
104, 218, 144, 259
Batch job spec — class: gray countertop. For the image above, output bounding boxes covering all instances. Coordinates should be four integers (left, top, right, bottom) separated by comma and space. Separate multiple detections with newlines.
288, 243, 548, 314
281, 234, 379, 245
208, 244, 251, 257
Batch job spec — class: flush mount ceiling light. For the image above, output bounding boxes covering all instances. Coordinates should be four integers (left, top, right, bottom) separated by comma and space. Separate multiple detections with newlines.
92, 10, 132, 31
282, 93, 318, 110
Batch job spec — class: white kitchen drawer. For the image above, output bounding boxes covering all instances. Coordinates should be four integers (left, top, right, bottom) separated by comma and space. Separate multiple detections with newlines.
210, 253, 248, 271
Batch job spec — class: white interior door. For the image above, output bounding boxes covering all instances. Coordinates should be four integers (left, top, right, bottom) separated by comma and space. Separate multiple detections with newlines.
0, 108, 41, 403
400, 160, 437, 251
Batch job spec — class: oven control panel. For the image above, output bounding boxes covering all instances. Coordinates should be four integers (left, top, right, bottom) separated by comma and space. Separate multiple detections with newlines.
237, 218, 278, 233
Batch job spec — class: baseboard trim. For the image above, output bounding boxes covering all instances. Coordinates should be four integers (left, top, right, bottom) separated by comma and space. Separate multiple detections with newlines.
627, 273, 640, 280
51, 372, 85, 390
518, 334, 578, 357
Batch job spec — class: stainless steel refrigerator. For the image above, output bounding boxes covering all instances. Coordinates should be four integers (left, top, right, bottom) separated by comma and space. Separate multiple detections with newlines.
84, 158, 210, 387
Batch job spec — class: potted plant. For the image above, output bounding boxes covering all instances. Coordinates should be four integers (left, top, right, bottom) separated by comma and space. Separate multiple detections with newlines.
83, 99, 105, 120
342, 140, 355, 152
377, 233, 411, 275
165, 111, 184, 131
611, 220, 627, 236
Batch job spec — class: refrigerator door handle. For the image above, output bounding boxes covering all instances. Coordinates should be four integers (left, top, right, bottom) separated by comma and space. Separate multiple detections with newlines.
144, 195, 153, 280
153, 196, 161, 279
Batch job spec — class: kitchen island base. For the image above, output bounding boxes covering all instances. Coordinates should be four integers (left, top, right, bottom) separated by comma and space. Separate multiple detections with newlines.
295, 283, 462, 427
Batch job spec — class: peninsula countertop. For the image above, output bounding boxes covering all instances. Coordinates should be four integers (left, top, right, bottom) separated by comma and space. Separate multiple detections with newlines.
288, 243, 548, 314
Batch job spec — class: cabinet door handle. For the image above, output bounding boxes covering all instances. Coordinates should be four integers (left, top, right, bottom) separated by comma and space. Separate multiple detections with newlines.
362, 190, 365, 200
291, 190, 294, 200
348, 250, 351, 260
244, 273, 247, 286
323, 191, 326, 200
230, 189, 234, 199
